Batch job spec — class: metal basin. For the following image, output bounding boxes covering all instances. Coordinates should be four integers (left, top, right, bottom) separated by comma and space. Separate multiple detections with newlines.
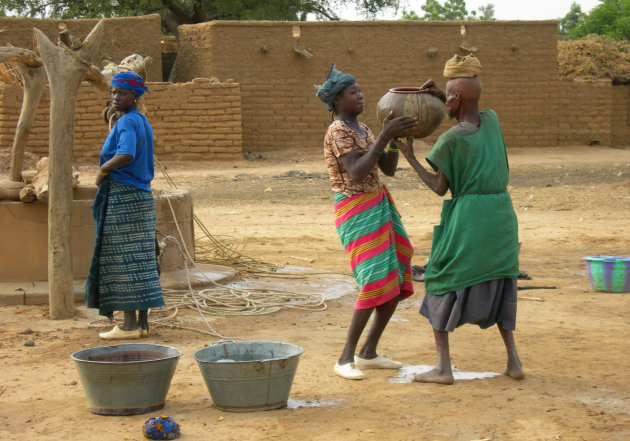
194, 341, 304, 412
71, 343, 182, 415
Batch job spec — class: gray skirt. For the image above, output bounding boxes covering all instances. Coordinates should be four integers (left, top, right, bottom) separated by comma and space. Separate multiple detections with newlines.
420, 278, 517, 332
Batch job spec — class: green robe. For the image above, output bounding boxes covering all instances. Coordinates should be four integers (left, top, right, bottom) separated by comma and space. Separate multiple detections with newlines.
424, 109, 519, 295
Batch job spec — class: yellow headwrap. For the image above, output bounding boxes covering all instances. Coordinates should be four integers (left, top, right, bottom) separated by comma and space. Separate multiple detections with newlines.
443, 54, 482, 79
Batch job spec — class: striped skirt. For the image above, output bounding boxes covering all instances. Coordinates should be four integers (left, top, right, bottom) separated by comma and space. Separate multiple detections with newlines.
85, 179, 164, 318
334, 186, 414, 309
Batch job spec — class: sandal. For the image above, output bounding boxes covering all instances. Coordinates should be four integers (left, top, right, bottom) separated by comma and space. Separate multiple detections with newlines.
99, 325, 143, 340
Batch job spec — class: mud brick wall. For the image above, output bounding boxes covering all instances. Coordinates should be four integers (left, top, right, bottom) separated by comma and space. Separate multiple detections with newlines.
0, 80, 243, 162
149, 79, 243, 160
558, 79, 613, 147
172, 20, 560, 152
611, 85, 630, 148
0, 15, 163, 81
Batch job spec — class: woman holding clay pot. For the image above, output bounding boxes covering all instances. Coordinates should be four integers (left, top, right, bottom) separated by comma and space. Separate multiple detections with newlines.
316, 63, 417, 380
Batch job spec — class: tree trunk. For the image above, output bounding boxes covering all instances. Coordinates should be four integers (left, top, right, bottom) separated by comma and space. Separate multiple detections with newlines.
33, 21, 106, 320
0, 48, 46, 183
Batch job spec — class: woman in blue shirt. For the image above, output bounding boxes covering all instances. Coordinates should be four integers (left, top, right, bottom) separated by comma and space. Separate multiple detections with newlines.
86, 71, 164, 340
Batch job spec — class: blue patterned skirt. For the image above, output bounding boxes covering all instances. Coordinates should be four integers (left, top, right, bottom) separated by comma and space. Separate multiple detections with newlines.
85, 178, 164, 318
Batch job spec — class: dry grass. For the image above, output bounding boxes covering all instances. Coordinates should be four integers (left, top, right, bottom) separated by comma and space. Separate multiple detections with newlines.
558, 35, 630, 82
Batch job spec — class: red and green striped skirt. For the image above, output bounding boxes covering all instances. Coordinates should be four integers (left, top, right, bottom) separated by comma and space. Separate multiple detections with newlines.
334, 186, 414, 310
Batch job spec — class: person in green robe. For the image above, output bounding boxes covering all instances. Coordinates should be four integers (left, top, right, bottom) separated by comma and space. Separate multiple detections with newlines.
394, 54, 524, 384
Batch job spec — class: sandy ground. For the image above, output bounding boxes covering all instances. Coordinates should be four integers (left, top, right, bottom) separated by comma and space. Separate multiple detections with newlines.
1, 145, 629, 441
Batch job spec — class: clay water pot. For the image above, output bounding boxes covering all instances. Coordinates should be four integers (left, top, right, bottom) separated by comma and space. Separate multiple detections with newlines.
376, 87, 444, 138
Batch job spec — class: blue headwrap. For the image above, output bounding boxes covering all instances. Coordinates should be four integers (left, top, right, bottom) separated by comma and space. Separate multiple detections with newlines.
112, 71, 149, 97
315, 62, 356, 112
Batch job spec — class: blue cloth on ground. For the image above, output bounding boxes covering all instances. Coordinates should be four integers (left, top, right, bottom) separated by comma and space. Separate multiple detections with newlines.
142, 415, 181, 440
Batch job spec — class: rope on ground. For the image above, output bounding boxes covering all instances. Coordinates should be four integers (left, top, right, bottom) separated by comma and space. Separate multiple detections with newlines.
159, 196, 326, 318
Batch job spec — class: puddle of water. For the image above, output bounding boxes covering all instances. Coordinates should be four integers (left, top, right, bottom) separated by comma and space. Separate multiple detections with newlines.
286, 398, 342, 409
389, 364, 499, 383
574, 393, 630, 414
390, 314, 409, 322
300, 279, 358, 301
275, 265, 316, 274
368, 314, 409, 323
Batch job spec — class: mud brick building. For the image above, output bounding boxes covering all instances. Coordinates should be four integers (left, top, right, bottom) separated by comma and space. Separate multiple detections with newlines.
0, 16, 628, 161
172, 20, 629, 152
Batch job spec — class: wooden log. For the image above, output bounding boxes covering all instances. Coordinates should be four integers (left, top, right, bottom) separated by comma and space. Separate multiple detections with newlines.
0, 179, 24, 200
84, 65, 109, 91
34, 21, 106, 320
19, 184, 37, 203
32, 157, 49, 202
0, 47, 42, 67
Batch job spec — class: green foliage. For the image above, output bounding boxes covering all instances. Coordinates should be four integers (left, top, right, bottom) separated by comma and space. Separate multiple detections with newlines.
401, 0, 495, 21
419, 0, 447, 20
563, 0, 630, 40
559, 2, 585, 35
422, 0, 467, 20
442, 0, 468, 19
0, 0, 400, 34
401, 9, 422, 19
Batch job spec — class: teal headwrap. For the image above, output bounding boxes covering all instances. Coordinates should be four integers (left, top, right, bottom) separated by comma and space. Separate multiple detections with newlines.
315, 62, 356, 112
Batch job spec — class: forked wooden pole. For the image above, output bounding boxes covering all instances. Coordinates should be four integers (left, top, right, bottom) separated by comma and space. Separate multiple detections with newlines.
34, 21, 106, 319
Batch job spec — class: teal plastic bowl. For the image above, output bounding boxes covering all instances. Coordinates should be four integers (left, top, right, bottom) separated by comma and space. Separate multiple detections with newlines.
583, 256, 630, 293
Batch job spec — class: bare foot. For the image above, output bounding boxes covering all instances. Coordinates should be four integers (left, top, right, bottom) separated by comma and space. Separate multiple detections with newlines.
504, 365, 525, 380
412, 368, 454, 385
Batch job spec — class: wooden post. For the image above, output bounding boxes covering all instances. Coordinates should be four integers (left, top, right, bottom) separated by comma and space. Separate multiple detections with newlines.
33, 21, 106, 319
0, 47, 46, 183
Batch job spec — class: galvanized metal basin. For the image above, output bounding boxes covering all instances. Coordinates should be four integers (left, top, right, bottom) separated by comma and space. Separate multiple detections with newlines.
193, 341, 304, 412
71, 343, 182, 416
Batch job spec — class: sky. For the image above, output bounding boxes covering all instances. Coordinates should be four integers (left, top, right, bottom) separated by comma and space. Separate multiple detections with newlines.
337, 0, 602, 21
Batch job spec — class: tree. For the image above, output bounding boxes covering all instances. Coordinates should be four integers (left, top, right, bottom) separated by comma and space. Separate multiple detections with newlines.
565, 0, 630, 39
0, 0, 400, 35
442, 0, 468, 19
476, 3, 495, 20
417, 0, 446, 20
402, 1, 495, 21
421, 0, 467, 20
559, 2, 585, 35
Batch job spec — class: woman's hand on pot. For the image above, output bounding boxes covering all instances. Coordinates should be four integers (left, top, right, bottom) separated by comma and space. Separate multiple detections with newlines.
382, 111, 417, 139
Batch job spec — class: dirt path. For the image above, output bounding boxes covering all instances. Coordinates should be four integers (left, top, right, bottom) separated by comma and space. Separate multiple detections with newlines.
1, 146, 629, 441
